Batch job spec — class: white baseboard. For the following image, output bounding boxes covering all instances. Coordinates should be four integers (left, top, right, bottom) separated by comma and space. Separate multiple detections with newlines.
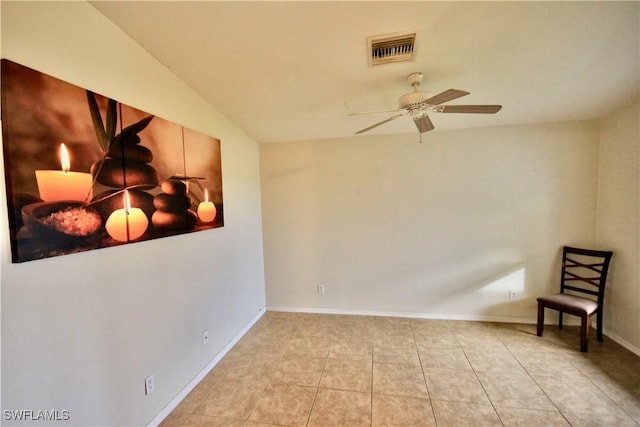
267, 305, 640, 357
146, 308, 267, 427
266, 305, 536, 324
603, 328, 640, 356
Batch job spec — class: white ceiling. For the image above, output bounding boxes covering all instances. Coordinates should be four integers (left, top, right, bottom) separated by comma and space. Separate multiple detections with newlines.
91, 1, 639, 144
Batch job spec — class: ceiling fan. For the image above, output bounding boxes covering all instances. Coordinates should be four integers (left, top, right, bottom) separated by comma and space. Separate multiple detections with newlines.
350, 72, 502, 136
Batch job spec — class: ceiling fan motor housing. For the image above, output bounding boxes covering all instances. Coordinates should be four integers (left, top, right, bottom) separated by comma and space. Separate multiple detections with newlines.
399, 91, 433, 109
399, 72, 432, 109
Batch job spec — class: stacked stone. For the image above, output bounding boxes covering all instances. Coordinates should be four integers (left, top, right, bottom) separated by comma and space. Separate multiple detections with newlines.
152, 180, 197, 231
90, 125, 158, 224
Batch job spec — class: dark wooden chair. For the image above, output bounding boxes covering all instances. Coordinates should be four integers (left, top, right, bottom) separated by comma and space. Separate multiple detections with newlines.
537, 246, 613, 352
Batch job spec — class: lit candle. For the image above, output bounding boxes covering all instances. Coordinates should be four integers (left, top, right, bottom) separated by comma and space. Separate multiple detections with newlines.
197, 188, 216, 223
105, 190, 149, 242
35, 143, 93, 202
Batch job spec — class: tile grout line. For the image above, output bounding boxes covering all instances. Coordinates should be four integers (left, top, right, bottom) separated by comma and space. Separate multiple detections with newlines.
247, 315, 298, 426
370, 321, 375, 427
305, 318, 331, 427
498, 331, 576, 425
410, 319, 439, 427
567, 353, 637, 422
453, 324, 506, 426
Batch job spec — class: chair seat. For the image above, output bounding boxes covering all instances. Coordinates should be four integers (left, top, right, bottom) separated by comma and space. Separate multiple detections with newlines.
537, 293, 599, 316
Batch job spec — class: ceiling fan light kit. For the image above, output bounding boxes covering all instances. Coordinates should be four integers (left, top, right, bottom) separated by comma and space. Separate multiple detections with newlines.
351, 72, 502, 137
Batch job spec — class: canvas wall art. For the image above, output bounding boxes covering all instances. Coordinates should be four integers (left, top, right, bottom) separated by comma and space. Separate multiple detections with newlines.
1, 59, 223, 263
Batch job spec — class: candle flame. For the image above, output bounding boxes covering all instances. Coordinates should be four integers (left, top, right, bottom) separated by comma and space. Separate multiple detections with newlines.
123, 190, 132, 214
204, 188, 209, 203
60, 143, 70, 173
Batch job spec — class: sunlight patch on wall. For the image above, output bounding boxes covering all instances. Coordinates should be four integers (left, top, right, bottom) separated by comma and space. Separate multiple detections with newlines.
482, 267, 526, 299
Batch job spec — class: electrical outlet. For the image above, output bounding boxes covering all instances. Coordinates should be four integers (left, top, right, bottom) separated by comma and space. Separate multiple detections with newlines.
509, 290, 517, 300
202, 329, 209, 346
318, 285, 325, 294
145, 375, 155, 395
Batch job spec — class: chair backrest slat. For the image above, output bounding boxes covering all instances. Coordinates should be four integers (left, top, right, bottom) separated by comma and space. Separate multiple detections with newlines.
563, 285, 599, 297
560, 246, 613, 304
564, 271, 604, 287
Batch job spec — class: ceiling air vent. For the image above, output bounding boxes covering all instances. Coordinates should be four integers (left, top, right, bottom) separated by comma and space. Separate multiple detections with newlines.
368, 32, 416, 67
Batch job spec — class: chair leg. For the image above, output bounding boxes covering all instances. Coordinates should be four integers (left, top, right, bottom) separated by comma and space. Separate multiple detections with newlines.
558, 311, 563, 330
580, 315, 589, 352
537, 303, 544, 337
596, 309, 604, 342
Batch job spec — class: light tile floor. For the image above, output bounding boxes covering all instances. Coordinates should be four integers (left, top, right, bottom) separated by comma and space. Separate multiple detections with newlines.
161, 311, 640, 426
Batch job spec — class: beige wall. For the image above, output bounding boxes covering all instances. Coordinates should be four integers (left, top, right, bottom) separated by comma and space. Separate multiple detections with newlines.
261, 121, 601, 321
1, 2, 265, 426
597, 101, 640, 351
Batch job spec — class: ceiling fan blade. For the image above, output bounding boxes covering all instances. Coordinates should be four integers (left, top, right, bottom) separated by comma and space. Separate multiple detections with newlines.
355, 113, 406, 134
424, 89, 470, 106
439, 105, 502, 114
348, 108, 404, 116
414, 114, 434, 133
